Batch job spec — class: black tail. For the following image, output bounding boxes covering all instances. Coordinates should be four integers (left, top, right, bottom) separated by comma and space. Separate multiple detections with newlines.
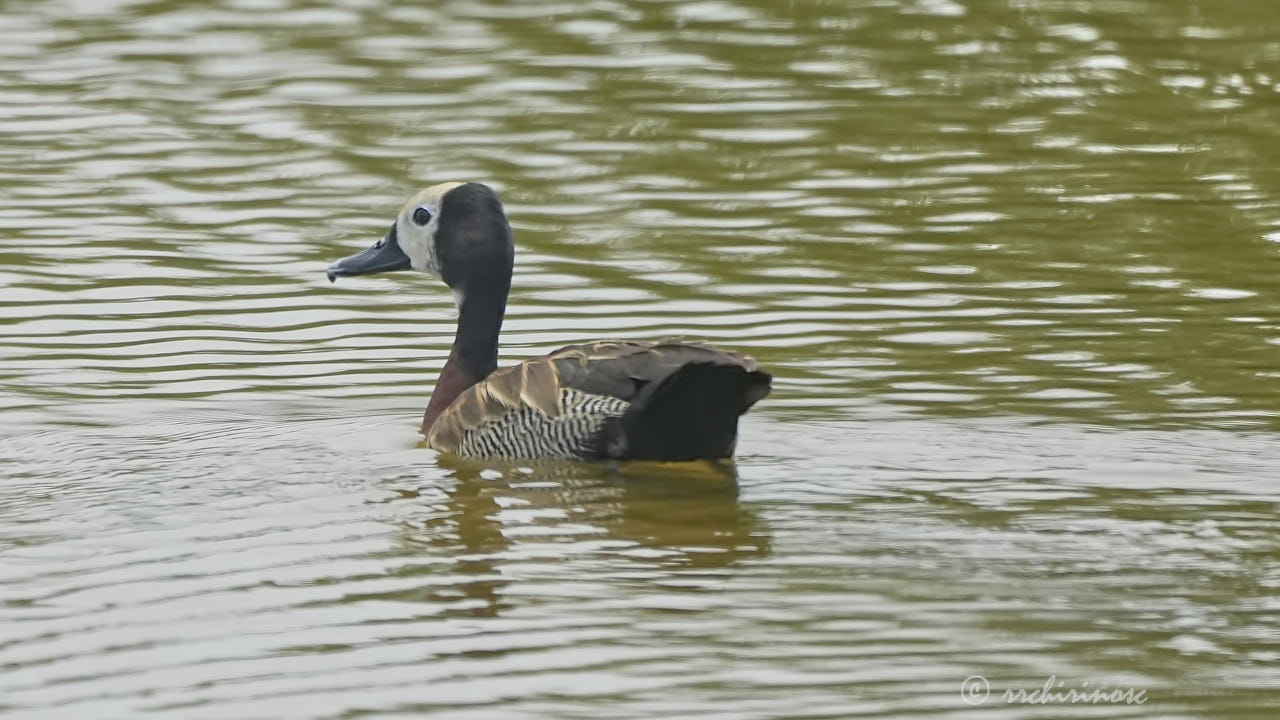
598, 362, 772, 461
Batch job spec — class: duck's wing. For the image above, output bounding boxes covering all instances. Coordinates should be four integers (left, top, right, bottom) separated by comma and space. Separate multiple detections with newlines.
425, 340, 768, 459
545, 340, 762, 400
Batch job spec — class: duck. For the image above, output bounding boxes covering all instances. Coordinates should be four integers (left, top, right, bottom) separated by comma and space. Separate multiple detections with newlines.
327, 182, 771, 461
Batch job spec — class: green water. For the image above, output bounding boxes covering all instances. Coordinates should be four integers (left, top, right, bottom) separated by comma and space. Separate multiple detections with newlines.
2, 0, 1279, 717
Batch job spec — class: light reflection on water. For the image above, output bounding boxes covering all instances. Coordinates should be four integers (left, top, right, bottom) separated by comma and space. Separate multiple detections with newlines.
3, 0, 1280, 717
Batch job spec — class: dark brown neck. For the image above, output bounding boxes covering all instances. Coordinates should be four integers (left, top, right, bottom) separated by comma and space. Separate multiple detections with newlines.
421, 288, 507, 435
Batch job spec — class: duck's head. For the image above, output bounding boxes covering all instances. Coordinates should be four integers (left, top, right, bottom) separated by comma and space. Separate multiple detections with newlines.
327, 182, 514, 301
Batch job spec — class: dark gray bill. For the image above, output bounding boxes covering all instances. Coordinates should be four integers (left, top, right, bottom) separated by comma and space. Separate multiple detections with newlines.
326, 223, 411, 282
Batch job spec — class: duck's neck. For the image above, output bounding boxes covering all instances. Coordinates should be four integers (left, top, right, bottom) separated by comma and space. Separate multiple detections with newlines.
421, 287, 507, 434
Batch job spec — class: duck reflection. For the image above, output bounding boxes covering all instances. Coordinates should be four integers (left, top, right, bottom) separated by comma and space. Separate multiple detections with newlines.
379, 458, 770, 617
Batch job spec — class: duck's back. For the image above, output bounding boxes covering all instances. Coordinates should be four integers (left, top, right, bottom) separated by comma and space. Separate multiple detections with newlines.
426, 341, 771, 460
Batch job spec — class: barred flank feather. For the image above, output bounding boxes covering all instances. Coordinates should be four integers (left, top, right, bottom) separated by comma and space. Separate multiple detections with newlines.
456, 389, 629, 459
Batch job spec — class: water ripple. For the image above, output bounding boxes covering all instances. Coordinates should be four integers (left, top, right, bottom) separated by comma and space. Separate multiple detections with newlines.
4, 0, 1280, 717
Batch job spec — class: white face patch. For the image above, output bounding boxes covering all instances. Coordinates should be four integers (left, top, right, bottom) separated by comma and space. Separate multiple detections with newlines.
393, 182, 464, 280
396, 204, 442, 277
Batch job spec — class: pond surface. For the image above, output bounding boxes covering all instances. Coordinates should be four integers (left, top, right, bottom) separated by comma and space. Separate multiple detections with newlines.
2, 0, 1280, 717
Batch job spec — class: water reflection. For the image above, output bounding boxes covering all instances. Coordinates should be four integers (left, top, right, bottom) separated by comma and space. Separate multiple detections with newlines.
374, 458, 768, 618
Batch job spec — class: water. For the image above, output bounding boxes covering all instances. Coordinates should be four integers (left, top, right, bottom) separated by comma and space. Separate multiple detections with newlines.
3, 0, 1279, 717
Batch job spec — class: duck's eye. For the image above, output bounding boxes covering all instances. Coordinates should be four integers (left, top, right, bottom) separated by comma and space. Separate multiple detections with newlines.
412, 207, 432, 226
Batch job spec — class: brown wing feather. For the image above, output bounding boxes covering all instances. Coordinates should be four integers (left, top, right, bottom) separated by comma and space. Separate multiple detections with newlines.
428, 414, 464, 453
519, 359, 562, 417
484, 365, 523, 408
426, 357, 565, 453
